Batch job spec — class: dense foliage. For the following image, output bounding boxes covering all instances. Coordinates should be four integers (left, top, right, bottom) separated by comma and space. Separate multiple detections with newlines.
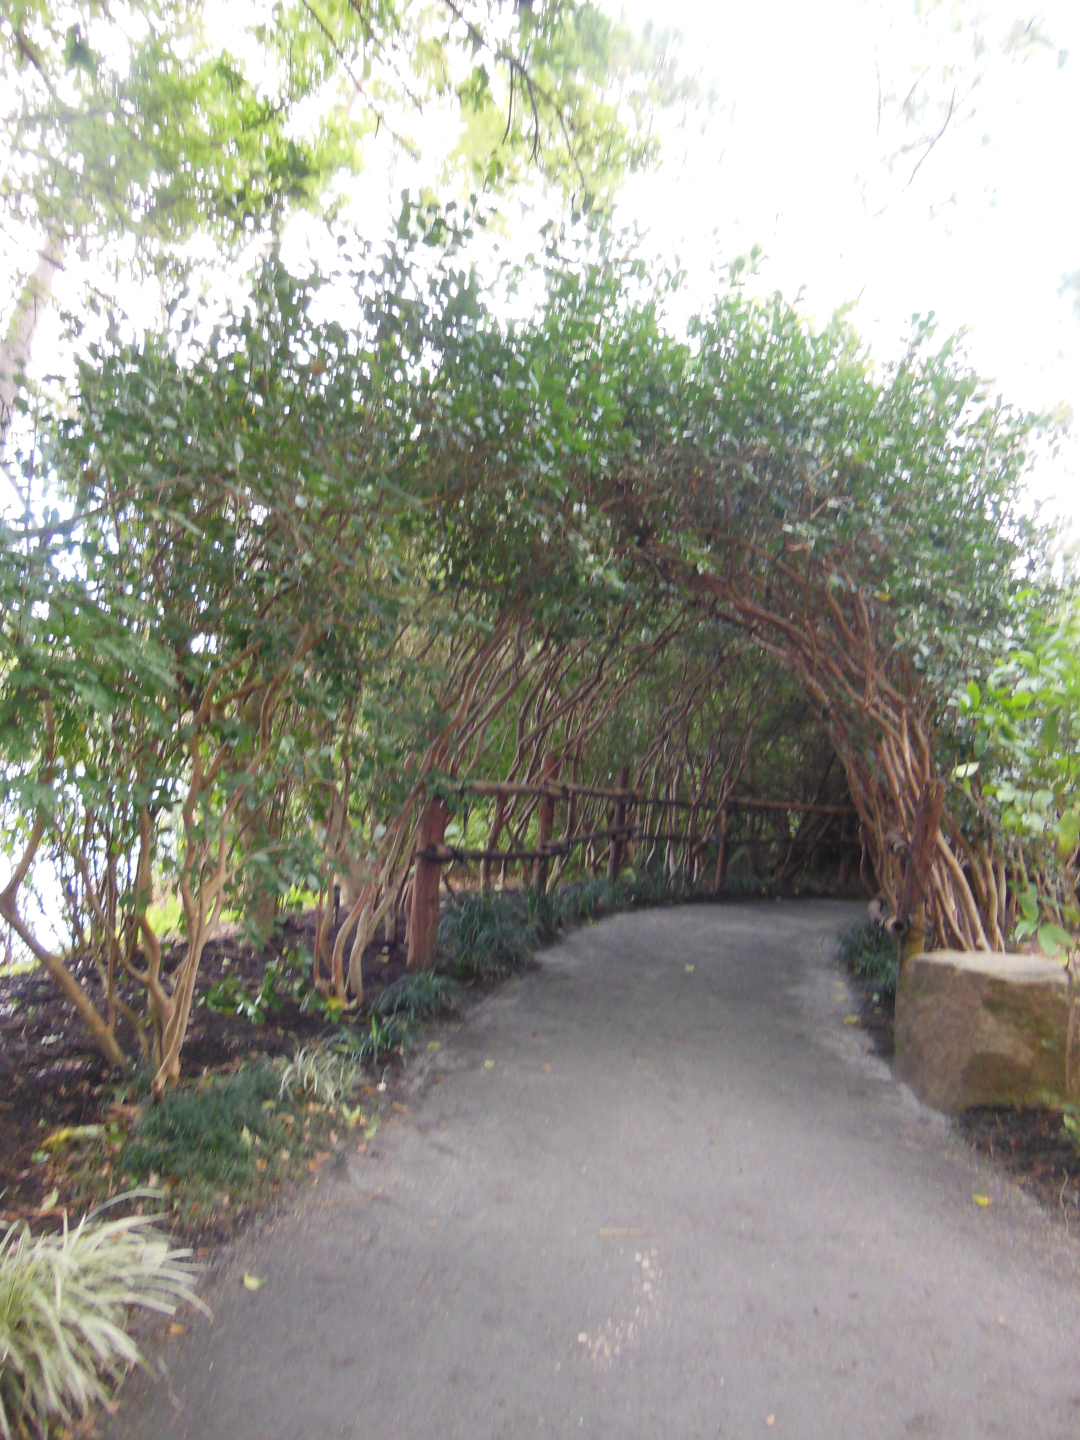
0, 210, 1070, 1082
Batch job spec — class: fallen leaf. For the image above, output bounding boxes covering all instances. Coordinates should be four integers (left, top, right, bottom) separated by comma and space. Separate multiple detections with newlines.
42, 1124, 104, 1151
973, 1194, 992, 1208
195, 1246, 210, 1258
842, 1015, 860, 1026
328, 1130, 339, 1144
427, 1041, 441, 1051
279, 1149, 291, 1163
306, 1152, 331, 1173
168, 1323, 187, 1336
254, 1157, 268, 1173
355, 1141, 368, 1155
484, 1059, 496, 1070
242, 1274, 265, 1291
541, 1063, 552, 1072
765, 1417, 775, 1429
363, 1119, 380, 1140
684, 964, 695, 973
391, 1102, 409, 1114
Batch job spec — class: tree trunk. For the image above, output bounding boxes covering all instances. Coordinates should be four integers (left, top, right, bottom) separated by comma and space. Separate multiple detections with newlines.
0, 241, 62, 433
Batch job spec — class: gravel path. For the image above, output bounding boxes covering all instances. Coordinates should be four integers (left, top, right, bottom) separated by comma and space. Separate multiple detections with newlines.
109, 901, 1080, 1440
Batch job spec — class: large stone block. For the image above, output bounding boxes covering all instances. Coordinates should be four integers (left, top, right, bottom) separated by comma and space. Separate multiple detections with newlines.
894, 950, 1073, 1114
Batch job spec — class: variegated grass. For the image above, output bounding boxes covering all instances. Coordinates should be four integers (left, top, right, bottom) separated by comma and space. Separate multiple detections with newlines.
0, 1206, 206, 1439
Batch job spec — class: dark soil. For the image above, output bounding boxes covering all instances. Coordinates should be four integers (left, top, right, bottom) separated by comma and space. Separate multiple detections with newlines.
843, 965, 895, 1060
0, 911, 417, 1234
956, 1107, 1080, 1227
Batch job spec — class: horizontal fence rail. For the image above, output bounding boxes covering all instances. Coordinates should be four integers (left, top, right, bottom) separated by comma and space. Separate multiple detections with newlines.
461, 778, 854, 815
419, 828, 847, 866
404, 774, 859, 966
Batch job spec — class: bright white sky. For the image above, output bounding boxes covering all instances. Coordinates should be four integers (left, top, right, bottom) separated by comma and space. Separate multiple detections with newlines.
17, 0, 1080, 534
607, 0, 1080, 531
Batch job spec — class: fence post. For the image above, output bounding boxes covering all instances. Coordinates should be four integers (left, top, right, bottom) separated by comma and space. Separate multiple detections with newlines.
533, 753, 561, 893
608, 765, 630, 882
407, 795, 450, 970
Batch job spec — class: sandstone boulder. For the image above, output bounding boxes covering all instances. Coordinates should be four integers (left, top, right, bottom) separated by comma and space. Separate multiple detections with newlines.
894, 950, 1074, 1114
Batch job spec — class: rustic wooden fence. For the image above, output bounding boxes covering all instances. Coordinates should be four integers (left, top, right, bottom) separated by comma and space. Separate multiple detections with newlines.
404, 768, 857, 965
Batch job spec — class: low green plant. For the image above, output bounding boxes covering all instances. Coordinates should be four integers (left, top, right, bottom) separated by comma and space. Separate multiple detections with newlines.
278, 1040, 365, 1105
279, 1009, 415, 1103
438, 892, 539, 979
558, 875, 625, 922
0, 1209, 204, 1440
1062, 1110, 1080, 1149
838, 919, 898, 997
521, 889, 563, 944
121, 1065, 285, 1188
715, 872, 780, 900
202, 960, 290, 1024
372, 971, 460, 1023
334, 1013, 410, 1066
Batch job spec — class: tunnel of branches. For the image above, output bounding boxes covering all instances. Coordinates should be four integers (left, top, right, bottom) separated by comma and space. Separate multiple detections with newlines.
3, 242, 1039, 1088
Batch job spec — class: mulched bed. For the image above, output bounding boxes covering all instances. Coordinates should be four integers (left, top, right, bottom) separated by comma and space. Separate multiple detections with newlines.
843, 967, 895, 1060
956, 1107, 1080, 1228
0, 911, 415, 1235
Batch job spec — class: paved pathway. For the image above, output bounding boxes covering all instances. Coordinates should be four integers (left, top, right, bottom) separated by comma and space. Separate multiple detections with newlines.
110, 902, 1080, 1439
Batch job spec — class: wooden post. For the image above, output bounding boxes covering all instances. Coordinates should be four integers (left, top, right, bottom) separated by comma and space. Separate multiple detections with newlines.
408, 795, 450, 970
608, 765, 630, 882
533, 754, 561, 893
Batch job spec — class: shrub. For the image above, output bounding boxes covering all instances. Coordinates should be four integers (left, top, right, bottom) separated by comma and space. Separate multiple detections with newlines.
372, 971, 460, 1023
838, 919, 898, 997
438, 892, 539, 979
522, 888, 565, 943
0, 1210, 204, 1440
557, 876, 624, 922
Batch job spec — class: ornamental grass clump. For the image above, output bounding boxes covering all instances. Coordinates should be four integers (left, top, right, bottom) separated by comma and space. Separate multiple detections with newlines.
278, 1039, 366, 1106
0, 1210, 204, 1440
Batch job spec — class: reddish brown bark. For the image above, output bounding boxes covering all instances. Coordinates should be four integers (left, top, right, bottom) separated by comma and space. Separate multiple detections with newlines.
408, 796, 450, 969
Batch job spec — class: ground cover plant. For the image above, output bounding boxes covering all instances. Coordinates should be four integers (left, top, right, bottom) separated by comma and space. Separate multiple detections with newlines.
0, 1211, 203, 1440
837, 919, 899, 1000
